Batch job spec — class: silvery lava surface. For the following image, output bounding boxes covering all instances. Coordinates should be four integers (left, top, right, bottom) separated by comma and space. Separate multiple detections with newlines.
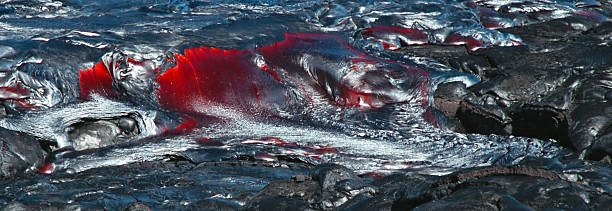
1, 0, 606, 199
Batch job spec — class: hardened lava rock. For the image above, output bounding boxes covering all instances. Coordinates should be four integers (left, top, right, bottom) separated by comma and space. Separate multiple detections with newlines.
1, 157, 609, 210
246, 157, 611, 210
0, 128, 46, 178
247, 163, 374, 210
0, 159, 310, 210
433, 81, 469, 132
411, 14, 612, 161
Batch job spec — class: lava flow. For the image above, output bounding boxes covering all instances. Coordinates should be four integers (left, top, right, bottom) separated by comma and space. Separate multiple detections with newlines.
80, 33, 431, 118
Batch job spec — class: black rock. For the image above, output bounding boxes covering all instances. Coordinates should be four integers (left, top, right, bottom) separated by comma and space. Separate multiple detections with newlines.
310, 163, 360, 190
434, 81, 469, 118
246, 177, 320, 210
510, 104, 570, 148
0, 128, 46, 178
456, 98, 512, 135
569, 102, 612, 158
194, 199, 241, 211
414, 12, 612, 160
247, 196, 313, 211
590, 132, 612, 161
497, 195, 534, 211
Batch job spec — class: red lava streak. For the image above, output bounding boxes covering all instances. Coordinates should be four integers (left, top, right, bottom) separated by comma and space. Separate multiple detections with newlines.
166, 116, 198, 134
311, 146, 339, 154
81, 32, 431, 119
0, 85, 37, 109
156, 47, 283, 114
0, 86, 29, 100
360, 172, 386, 179
39, 163, 55, 174
79, 61, 118, 100
443, 33, 484, 52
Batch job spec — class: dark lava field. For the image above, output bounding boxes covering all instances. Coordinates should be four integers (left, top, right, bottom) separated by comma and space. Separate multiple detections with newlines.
0, 0, 611, 210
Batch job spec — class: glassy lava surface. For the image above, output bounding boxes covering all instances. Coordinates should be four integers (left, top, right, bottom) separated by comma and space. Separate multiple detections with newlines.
0, 0, 609, 209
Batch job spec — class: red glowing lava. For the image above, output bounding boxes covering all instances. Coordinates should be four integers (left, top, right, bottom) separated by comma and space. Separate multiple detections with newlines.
79, 61, 118, 100
443, 33, 484, 53
80, 33, 431, 118
156, 47, 283, 114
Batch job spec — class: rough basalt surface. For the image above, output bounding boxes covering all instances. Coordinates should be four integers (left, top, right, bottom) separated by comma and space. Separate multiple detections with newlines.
426, 16, 612, 161
249, 156, 612, 210
2, 156, 609, 210
0, 128, 46, 178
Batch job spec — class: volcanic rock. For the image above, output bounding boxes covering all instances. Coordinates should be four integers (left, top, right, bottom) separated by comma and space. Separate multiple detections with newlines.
0, 128, 46, 178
